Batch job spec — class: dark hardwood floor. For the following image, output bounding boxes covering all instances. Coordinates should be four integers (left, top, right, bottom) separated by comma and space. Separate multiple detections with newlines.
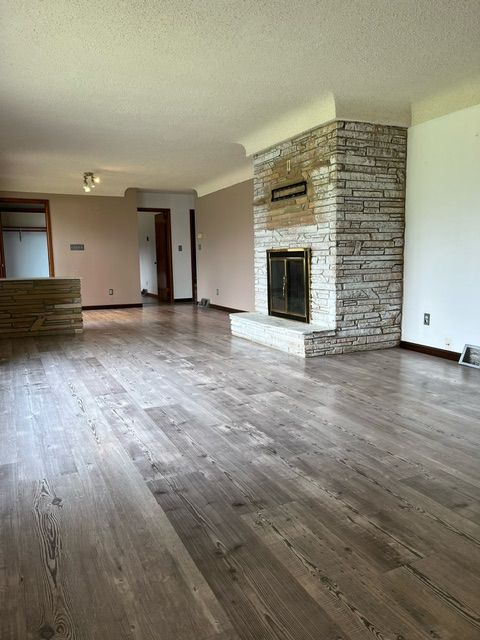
1, 304, 479, 640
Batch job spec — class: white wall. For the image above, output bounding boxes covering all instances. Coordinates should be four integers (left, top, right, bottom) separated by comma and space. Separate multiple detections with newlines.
3, 231, 49, 277
402, 103, 480, 353
137, 191, 194, 299
1, 210, 49, 278
137, 212, 157, 293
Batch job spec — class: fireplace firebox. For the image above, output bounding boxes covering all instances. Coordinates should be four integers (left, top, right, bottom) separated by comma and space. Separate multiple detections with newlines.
267, 249, 310, 323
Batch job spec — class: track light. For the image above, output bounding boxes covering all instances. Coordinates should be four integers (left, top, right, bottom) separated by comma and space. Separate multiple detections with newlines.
83, 172, 100, 193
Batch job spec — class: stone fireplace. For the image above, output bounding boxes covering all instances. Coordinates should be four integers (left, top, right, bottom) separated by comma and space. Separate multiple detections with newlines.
231, 120, 407, 357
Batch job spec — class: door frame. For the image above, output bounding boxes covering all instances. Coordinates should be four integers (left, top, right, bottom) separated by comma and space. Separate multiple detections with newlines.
189, 209, 197, 304
0, 197, 54, 277
137, 207, 174, 303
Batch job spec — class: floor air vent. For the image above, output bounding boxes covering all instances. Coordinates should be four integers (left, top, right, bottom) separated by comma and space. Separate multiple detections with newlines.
459, 344, 480, 369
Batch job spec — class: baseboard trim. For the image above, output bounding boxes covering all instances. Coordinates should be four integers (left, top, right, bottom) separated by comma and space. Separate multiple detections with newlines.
400, 340, 461, 362
141, 296, 193, 304
207, 303, 245, 314
83, 303, 143, 310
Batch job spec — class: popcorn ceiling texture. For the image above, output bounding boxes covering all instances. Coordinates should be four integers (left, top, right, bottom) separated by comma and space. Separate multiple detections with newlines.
232, 120, 407, 357
2, 2, 479, 196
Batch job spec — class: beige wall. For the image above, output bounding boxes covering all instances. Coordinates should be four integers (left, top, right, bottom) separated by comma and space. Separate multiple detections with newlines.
0, 189, 141, 307
196, 179, 254, 311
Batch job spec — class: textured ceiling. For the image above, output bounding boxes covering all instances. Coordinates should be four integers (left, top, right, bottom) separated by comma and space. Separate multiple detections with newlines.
1, 1, 480, 196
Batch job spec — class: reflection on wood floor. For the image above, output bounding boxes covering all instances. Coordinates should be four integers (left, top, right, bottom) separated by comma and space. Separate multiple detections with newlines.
1, 304, 479, 639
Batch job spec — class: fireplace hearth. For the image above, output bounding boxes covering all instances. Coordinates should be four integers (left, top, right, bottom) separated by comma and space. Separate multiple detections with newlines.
267, 248, 310, 323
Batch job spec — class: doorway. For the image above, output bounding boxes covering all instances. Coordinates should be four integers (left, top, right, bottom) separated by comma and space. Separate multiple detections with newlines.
137, 207, 174, 303
0, 198, 54, 278
137, 206, 197, 305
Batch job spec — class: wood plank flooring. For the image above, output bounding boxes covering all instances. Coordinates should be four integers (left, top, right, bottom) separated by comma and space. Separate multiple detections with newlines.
1, 303, 479, 640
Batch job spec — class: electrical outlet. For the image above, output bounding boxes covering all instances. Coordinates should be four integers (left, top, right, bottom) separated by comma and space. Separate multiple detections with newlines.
109, 289, 114, 296
423, 313, 430, 326
178, 245, 183, 252
216, 288, 219, 296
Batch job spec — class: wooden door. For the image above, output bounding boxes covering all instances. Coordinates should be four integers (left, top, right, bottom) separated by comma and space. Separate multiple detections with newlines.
155, 211, 173, 302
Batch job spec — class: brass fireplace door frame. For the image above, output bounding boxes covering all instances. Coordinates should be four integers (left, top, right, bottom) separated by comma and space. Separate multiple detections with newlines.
267, 248, 311, 323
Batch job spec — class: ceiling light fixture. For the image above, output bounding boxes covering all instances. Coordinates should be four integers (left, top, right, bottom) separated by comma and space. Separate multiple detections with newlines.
83, 171, 100, 193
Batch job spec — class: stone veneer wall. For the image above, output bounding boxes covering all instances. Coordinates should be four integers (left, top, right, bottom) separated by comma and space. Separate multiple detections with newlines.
0, 278, 83, 338
253, 122, 338, 327
252, 120, 407, 355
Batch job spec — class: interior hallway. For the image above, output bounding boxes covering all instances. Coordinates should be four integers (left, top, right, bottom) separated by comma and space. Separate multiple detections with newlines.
1, 305, 479, 640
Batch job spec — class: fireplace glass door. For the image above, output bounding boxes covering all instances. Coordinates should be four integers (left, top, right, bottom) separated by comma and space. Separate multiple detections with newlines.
267, 249, 310, 323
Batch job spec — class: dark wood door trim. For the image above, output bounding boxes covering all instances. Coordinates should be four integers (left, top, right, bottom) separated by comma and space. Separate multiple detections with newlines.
44, 200, 55, 276
189, 209, 197, 304
0, 197, 54, 277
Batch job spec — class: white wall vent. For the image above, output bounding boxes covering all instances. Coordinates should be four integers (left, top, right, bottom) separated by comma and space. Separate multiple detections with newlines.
459, 344, 480, 369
